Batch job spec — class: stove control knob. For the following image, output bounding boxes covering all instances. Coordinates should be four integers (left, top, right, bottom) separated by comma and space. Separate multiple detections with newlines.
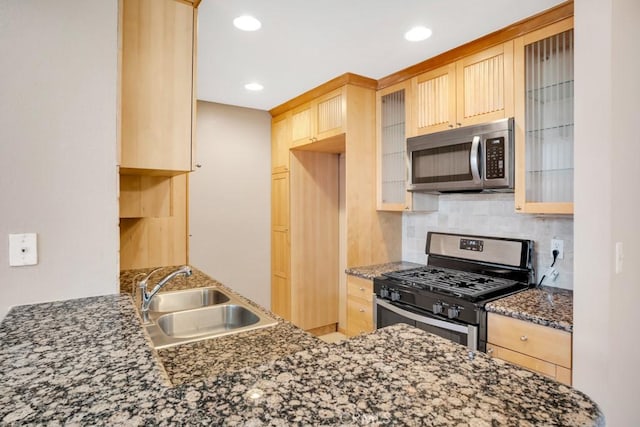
447, 306, 460, 319
390, 290, 401, 302
379, 287, 389, 299
432, 303, 443, 315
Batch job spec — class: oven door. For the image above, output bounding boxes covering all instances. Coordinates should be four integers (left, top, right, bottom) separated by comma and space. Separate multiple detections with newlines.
376, 298, 478, 351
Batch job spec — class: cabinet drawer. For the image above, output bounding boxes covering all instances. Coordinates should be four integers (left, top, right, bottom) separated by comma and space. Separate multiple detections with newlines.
488, 313, 571, 368
488, 344, 572, 386
346, 296, 374, 336
488, 343, 557, 378
346, 276, 374, 303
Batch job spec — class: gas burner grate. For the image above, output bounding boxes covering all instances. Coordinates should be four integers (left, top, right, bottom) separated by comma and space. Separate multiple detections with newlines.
382, 266, 520, 298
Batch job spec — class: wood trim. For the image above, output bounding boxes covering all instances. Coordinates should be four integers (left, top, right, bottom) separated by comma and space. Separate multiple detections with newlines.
191, 7, 198, 171
377, 1, 573, 90
174, 0, 200, 7
290, 133, 346, 154
306, 323, 338, 336
269, 73, 378, 117
119, 167, 189, 177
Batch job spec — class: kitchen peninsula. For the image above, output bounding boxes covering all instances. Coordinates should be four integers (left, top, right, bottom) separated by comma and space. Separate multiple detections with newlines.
0, 268, 602, 425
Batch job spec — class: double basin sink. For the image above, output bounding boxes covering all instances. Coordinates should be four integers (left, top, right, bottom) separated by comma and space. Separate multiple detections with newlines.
142, 287, 278, 349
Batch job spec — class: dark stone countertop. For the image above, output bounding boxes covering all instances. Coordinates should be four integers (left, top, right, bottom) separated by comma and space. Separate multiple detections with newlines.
345, 261, 424, 280
0, 268, 601, 425
485, 286, 573, 332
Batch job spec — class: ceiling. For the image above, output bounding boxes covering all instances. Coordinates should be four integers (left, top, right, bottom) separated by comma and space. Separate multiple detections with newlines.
197, 0, 566, 112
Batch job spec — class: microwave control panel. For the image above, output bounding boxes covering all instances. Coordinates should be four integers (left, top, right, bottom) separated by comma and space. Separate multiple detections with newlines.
485, 137, 505, 179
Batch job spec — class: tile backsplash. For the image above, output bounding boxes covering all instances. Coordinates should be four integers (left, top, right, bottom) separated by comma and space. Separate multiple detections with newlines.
402, 193, 574, 289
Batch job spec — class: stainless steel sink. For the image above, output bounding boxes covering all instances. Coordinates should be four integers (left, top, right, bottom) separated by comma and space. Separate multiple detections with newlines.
148, 287, 230, 312
156, 305, 260, 338
141, 287, 278, 349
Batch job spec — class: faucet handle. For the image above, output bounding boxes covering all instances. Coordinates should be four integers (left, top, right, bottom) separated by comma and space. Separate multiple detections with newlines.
138, 267, 164, 290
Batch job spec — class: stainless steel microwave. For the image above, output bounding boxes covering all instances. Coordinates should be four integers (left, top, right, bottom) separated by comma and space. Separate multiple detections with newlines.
407, 118, 514, 193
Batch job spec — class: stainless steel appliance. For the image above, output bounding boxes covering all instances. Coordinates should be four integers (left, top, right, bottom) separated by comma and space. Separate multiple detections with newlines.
374, 232, 534, 352
407, 118, 514, 193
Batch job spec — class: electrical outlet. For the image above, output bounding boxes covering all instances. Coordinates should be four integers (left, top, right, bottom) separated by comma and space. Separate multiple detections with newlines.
9, 233, 38, 266
551, 238, 564, 260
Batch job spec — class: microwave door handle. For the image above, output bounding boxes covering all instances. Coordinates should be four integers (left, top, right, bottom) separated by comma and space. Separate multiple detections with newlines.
470, 135, 481, 183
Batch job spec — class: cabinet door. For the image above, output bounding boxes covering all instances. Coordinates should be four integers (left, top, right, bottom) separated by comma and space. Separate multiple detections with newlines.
411, 63, 457, 136
456, 42, 514, 126
271, 113, 290, 172
290, 103, 313, 148
121, 0, 194, 172
314, 88, 345, 140
514, 19, 574, 214
271, 172, 290, 318
377, 81, 411, 211
290, 89, 345, 148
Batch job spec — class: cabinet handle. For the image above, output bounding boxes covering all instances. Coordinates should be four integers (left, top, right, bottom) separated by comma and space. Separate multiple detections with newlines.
448, 123, 454, 128
195, 164, 202, 168
520, 335, 528, 341
487, 348, 494, 356
359, 287, 365, 291
359, 309, 365, 312
515, 206, 522, 211
456, 123, 462, 127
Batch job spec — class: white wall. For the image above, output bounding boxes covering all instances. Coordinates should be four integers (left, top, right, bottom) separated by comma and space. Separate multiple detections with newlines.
0, 1, 119, 320
403, 194, 574, 289
574, 0, 640, 424
189, 101, 272, 308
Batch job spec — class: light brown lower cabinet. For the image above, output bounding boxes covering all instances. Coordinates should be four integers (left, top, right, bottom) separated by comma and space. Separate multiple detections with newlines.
346, 276, 375, 337
487, 312, 572, 385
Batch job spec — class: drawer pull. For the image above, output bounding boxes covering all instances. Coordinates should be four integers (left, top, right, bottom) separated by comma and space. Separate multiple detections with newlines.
359, 308, 365, 312
487, 348, 494, 356
359, 287, 365, 291
520, 335, 528, 342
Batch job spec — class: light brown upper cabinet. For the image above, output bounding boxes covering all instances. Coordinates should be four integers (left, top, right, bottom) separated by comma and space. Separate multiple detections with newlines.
410, 42, 514, 137
291, 88, 345, 148
514, 18, 574, 214
377, 81, 412, 211
271, 113, 291, 173
120, 0, 196, 173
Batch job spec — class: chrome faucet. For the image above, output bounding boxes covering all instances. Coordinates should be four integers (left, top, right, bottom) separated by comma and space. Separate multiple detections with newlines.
138, 265, 193, 322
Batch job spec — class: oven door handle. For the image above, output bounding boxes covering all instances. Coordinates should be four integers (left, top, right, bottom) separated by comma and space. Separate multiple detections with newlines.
376, 299, 470, 334
470, 135, 482, 183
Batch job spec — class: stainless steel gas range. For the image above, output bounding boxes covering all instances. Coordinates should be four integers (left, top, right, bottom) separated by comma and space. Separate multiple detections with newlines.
374, 232, 535, 352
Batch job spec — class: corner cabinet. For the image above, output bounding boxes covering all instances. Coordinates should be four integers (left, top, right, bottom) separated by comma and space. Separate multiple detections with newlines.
514, 18, 574, 214
270, 75, 403, 333
118, 0, 198, 269
120, 0, 196, 173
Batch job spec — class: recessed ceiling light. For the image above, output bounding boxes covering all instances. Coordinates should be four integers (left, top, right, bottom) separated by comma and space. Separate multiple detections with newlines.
245, 82, 264, 91
233, 15, 262, 32
404, 26, 432, 42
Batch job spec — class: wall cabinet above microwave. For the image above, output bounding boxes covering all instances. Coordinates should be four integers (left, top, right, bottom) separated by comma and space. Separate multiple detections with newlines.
409, 42, 515, 138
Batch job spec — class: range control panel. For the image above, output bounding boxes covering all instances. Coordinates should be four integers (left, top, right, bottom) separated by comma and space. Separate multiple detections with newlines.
460, 238, 484, 252
485, 137, 505, 179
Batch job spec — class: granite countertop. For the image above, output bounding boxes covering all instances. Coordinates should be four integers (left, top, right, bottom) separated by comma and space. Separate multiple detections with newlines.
345, 261, 423, 280
119, 266, 321, 384
485, 286, 574, 332
1, 268, 602, 425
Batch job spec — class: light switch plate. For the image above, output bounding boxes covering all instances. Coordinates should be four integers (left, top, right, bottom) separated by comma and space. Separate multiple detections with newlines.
9, 233, 38, 266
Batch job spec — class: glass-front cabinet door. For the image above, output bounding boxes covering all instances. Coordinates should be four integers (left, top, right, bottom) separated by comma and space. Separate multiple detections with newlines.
514, 18, 574, 214
377, 82, 411, 211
